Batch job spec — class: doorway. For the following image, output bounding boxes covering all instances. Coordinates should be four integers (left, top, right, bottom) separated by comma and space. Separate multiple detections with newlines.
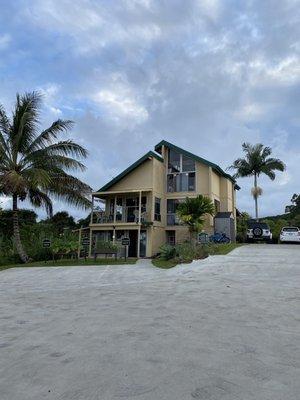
128, 230, 138, 257
140, 230, 147, 258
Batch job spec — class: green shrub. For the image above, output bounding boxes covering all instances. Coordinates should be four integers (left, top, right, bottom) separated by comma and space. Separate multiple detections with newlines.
95, 240, 118, 253
159, 244, 176, 260
175, 242, 195, 262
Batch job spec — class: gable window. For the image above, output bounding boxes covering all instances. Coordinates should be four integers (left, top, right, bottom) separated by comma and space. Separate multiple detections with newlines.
167, 149, 195, 192
154, 197, 161, 221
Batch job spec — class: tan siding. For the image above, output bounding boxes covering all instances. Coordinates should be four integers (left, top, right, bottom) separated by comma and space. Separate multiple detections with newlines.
109, 159, 153, 191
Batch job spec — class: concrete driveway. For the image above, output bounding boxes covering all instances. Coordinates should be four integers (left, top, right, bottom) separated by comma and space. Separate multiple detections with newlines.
0, 244, 299, 400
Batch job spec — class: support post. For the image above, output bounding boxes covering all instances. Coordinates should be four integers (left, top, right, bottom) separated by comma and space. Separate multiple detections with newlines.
114, 196, 117, 223
88, 229, 93, 258
137, 191, 142, 258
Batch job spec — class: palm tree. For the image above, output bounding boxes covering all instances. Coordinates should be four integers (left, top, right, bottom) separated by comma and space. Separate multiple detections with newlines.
229, 143, 285, 220
176, 195, 215, 243
0, 92, 91, 262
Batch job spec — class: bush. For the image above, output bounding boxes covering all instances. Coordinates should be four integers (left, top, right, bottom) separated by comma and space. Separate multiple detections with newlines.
95, 240, 118, 253
159, 244, 176, 260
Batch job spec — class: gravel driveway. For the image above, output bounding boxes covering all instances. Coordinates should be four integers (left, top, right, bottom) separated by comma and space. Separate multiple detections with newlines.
0, 244, 299, 400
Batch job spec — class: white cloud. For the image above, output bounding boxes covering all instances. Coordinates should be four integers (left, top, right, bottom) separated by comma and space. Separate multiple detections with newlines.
0, 33, 11, 50
91, 75, 148, 123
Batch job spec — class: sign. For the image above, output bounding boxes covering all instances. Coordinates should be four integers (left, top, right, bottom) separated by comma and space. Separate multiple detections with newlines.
121, 237, 130, 246
42, 238, 51, 248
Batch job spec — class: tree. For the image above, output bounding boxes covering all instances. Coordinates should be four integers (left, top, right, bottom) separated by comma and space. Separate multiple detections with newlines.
290, 194, 300, 216
229, 143, 285, 220
0, 92, 91, 262
176, 195, 215, 243
236, 211, 251, 242
44, 211, 77, 234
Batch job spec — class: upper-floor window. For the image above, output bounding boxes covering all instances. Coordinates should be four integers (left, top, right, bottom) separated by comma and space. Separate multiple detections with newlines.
154, 197, 161, 221
167, 149, 195, 192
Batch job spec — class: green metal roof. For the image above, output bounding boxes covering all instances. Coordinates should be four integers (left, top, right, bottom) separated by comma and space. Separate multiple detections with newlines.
155, 140, 240, 190
98, 151, 163, 192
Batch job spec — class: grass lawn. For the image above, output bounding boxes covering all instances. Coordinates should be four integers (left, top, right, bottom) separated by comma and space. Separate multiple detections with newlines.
205, 242, 244, 255
152, 258, 179, 269
0, 258, 137, 272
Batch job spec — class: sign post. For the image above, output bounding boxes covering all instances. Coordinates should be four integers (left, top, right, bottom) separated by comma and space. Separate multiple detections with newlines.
121, 237, 130, 261
42, 238, 51, 263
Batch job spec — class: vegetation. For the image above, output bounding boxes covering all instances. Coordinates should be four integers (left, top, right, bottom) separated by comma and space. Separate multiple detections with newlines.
0, 92, 91, 262
153, 241, 242, 268
229, 143, 285, 220
176, 195, 215, 242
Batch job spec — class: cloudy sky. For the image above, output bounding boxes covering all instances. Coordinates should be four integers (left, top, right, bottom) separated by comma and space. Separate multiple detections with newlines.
0, 0, 299, 219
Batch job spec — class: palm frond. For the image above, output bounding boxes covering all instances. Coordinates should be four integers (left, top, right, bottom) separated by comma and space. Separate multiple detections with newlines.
27, 119, 74, 152
29, 189, 53, 217
10, 92, 42, 158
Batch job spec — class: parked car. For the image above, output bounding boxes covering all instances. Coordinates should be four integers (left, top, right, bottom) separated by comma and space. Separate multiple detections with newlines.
246, 221, 272, 243
279, 227, 300, 243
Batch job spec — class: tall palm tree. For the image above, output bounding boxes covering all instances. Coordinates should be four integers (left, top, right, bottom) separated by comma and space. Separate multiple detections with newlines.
229, 143, 285, 220
0, 92, 91, 262
176, 195, 215, 243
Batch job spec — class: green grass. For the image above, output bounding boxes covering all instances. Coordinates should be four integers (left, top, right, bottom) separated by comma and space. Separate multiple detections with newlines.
152, 258, 179, 269
0, 258, 137, 272
204, 242, 243, 255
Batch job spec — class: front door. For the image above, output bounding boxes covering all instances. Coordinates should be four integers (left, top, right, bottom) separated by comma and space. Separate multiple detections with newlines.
140, 230, 147, 258
128, 230, 138, 257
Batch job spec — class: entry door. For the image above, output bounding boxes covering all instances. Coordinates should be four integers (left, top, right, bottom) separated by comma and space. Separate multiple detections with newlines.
140, 230, 147, 258
128, 230, 138, 257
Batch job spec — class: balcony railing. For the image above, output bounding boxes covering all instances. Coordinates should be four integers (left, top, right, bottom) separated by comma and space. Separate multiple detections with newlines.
92, 209, 150, 224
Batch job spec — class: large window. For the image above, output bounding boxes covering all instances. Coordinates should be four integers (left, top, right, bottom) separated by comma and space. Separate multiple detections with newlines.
167, 199, 184, 225
167, 149, 195, 192
154, 197, 161, 221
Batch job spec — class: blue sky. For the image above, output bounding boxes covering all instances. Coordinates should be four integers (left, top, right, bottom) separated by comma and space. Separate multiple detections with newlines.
0, 0, 299, 219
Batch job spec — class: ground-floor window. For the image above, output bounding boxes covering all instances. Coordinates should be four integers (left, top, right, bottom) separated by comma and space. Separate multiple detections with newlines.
167, 199, 184, 225
166, 230, 176, 246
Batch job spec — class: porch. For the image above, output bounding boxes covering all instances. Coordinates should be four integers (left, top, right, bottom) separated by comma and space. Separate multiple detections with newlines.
90, 189, 153, 225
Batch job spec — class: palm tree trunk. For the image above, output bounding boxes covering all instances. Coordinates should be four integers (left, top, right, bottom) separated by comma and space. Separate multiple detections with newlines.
12, 194, 29, 263
254, 173, 259, 221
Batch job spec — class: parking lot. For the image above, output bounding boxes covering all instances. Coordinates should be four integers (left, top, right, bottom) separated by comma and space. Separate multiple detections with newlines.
0, 244, 299, 399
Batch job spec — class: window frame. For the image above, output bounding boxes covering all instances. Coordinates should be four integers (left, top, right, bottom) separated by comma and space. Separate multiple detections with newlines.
167, 149, 196, 193
154, 197, 161, 221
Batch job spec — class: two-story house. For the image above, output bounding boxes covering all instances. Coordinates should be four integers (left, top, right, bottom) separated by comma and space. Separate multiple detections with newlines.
89, 140, 240, 258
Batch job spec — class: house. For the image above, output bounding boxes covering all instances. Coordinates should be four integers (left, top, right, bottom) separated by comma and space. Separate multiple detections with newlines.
89, 140, 240, 258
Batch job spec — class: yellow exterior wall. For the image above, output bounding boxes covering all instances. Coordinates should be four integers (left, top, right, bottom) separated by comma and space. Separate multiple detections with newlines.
109, 158, 153, 191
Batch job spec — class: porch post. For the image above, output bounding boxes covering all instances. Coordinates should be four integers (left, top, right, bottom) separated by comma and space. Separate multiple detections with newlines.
88, 229, 93, 258
114, 196, 117, 223
137, 191, 142, 258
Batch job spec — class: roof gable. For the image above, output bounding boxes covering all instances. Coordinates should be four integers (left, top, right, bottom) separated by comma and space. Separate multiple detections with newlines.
98, 151, 163, 192
155, 140, 240, 189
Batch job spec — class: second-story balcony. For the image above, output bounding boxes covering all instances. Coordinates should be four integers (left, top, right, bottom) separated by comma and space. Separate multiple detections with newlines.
90, 189, 153, 226
92, 209, 150, 224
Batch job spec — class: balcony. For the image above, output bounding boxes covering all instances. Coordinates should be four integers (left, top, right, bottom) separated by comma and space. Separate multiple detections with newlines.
90, 189, 153, 226
92, 209, 150, 225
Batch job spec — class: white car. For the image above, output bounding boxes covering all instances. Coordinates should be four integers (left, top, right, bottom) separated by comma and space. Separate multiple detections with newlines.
279, 227, 300, 243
